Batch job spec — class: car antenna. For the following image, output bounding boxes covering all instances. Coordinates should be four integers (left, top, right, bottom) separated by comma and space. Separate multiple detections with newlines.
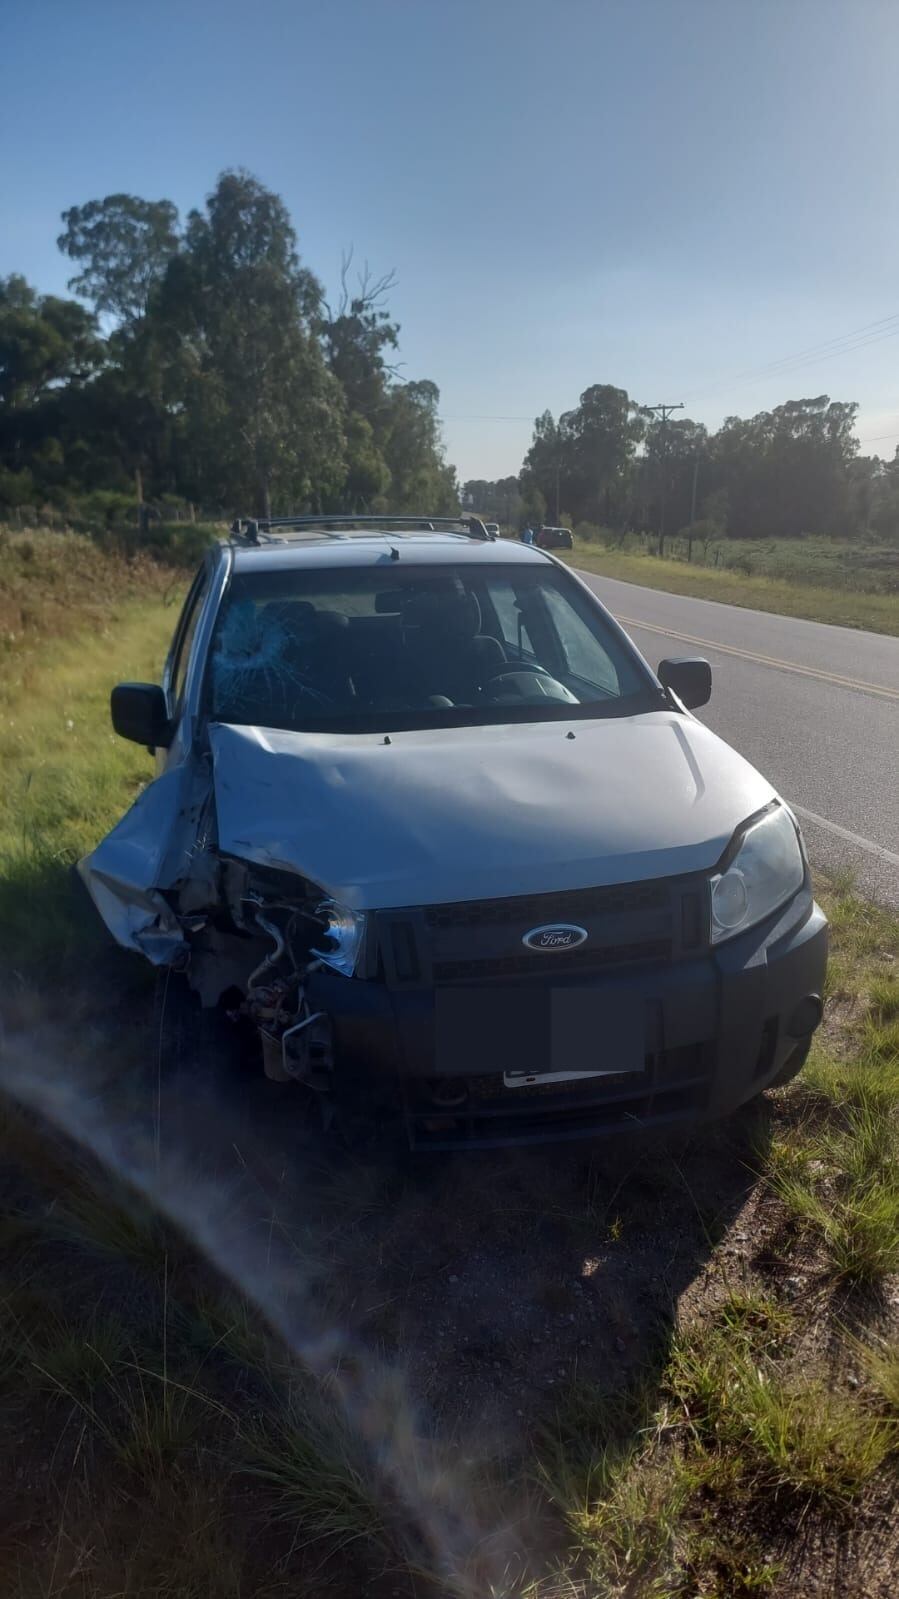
389, 545, 400, 561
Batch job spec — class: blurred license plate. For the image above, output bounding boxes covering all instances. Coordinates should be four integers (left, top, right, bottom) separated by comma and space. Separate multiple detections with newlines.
434, 987, 644, 1077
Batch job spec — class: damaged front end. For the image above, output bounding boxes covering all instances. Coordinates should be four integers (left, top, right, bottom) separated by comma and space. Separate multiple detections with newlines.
78, 756, 361, 1100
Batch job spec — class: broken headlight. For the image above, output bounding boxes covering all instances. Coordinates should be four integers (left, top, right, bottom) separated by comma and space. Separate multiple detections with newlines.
312, 899, 367, 976
710, 804, 805, 944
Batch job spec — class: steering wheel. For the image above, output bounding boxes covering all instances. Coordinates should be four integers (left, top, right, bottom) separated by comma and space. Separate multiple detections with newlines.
480, 665, 579, 704
481, 662, 548, 683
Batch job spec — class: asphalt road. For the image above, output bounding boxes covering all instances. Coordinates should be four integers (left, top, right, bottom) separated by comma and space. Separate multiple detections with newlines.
576, 569, 899, 912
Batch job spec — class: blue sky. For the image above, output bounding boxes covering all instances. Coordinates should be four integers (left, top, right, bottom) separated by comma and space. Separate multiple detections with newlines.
3, 0, 898, 480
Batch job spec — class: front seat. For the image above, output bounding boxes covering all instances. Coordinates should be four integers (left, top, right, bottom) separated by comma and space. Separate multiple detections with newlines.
402, 587, 506, 702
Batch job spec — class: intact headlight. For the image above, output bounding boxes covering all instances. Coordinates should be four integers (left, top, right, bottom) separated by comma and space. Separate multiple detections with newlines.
710, 804, 805, 944
312, 899, 367, 976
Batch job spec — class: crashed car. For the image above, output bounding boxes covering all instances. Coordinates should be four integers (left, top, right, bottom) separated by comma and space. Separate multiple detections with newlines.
81, 513, 827, 1150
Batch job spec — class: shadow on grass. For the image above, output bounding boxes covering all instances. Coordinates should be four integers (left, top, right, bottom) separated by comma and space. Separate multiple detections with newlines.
0, 853, 152, 1000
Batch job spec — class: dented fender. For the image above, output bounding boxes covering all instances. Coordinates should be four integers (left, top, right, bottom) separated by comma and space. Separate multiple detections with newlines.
78, 758, 212, 964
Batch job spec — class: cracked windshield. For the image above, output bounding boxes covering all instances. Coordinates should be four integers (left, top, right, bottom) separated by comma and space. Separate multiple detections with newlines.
1, 4, 898, 1598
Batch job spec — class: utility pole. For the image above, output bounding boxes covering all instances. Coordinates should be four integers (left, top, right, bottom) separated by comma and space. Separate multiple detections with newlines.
646, 402, 683, 557
688, 454, 701, 563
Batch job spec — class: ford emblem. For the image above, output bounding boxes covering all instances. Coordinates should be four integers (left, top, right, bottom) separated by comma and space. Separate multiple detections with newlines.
522, 923, 588, 952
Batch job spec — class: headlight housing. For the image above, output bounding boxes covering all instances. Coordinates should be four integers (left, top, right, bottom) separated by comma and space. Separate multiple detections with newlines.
312, 899, 367, 975
710, 804, 805, 944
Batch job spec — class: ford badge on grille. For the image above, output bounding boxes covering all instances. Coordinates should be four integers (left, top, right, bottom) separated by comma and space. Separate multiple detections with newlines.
522, 924, 588, 951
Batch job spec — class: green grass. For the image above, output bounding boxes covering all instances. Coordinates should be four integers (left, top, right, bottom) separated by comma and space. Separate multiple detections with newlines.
0, 594, 175, 977
562, 545, 899, 635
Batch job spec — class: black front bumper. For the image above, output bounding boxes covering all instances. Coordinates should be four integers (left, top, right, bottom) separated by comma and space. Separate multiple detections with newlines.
306, 884, 828, 1150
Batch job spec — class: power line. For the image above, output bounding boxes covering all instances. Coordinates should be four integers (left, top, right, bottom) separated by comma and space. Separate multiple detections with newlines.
682, 313, 899, 404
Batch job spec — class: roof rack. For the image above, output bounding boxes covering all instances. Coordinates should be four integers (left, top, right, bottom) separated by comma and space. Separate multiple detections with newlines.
229, 514, 495, 545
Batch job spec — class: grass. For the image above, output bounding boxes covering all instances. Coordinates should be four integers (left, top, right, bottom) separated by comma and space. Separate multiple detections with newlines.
0, 537, 178, 977
538, 1287, 895, 1596
563, 544, 899, 635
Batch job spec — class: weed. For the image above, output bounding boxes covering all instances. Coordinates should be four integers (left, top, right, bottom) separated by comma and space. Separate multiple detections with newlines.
110, 1364, 213, 1482
243, 1384, 394, 1558
860, 1337, 899, 1417
716, 1290, 794, 1354
55, 1175, 179, 1273
31, 1312, 128, 1401
769, 1095, 899, 1285
868, 974, 899, 1024
669, 1327, 892, 1506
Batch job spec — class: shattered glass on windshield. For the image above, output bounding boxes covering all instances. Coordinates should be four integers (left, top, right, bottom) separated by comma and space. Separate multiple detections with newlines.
210, 597, 339, 724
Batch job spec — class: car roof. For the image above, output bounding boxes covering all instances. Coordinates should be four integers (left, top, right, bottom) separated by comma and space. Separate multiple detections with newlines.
230, 532, 552, 573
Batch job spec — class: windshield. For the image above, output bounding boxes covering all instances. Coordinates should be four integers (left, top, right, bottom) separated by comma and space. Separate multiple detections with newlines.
207, 561, 659, 733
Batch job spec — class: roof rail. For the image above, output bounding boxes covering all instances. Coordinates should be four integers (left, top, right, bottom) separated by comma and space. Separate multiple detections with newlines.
229, 514, 496, 544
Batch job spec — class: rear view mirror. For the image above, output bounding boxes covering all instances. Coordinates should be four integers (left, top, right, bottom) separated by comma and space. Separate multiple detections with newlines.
658, 657, 712, 710
111, 682, 172, 749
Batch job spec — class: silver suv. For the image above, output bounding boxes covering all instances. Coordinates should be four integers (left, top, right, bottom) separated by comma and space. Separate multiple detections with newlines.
82, 515, 826, 1149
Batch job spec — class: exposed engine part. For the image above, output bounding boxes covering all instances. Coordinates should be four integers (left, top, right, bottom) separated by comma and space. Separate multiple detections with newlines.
247, 907, 287, 991
242, 903, 333, 1090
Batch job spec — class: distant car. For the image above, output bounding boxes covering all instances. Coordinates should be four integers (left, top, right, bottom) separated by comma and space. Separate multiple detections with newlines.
485, 522, 500, 538
537, 525, 574, 550
83, 512, 826, 1151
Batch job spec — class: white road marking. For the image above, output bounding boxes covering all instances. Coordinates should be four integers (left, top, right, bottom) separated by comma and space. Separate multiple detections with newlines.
614, 614, 899, 702
791, 805, 899, 869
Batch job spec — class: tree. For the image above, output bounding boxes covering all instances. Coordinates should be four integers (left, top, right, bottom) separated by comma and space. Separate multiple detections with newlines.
711, 396, 858, 538
58, 195, 181, 325
380, 381, 458, 513
160, 170, 345, 516
522, 387, 644, 528
0, 275, 102, 409
461, 475, 524, 527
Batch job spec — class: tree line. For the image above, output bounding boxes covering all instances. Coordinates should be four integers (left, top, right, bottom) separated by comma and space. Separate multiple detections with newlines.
463, 384, 899, 547
0, 171, 458, 524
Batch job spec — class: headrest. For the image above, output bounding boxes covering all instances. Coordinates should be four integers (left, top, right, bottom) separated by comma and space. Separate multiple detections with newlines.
403, 586, 481, 639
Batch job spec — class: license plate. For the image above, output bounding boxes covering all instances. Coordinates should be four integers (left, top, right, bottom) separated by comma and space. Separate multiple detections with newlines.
503, 1068, 609, 1089
435, 987, 645, 1078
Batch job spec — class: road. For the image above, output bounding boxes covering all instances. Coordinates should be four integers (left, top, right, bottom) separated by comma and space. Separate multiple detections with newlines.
575, 569, 899, 911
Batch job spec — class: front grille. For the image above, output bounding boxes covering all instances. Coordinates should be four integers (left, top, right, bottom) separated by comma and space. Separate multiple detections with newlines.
424, 880, 667, 931
433, 938, 671, 984
378, 875, 706, 990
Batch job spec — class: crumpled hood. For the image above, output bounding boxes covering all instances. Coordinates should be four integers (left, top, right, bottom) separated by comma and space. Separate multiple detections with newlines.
210, 714, 776, 909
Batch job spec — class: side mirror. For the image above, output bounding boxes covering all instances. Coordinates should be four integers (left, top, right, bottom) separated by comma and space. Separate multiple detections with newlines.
658, 657, 712, 710
110, 682, 172, 749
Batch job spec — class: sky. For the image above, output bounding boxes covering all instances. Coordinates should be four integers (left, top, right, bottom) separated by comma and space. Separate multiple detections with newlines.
2, 0, 898, 482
